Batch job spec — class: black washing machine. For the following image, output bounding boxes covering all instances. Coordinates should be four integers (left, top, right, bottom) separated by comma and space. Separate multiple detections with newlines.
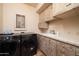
0, 33, 38, 56
0, 34, 17, 56
21, 34, 38, 56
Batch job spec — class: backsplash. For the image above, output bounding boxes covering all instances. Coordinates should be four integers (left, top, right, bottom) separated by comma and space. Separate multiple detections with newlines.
48, 30, 56, 35
48, 16, 79, 40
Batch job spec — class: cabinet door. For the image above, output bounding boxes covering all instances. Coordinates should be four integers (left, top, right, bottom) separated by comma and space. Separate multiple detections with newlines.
49, 39, 56, 56
56, 41, 65, 56
44, 5, 53, 21
39, 4, 53, 22
38, 35, 44, 50
44, 6, 50, 21
38, 35, 50, 55
42, 37, 50, 55
57, 41, 75, 56
64, 3, 79, 13
38, 22, 48, 29
42, 37, 57, 56
39, 12, 45, 22
64, 43, 75, 56
38, 35, 42, 48
75, 47, 79, 56
53, 3, 79, 16
53, 3, 66, 16
39, 10, 49, 29
39, 36, 46, 51
49, 5, 53, 20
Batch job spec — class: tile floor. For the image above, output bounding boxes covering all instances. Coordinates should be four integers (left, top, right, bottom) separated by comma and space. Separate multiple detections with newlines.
34, 49, 45, 56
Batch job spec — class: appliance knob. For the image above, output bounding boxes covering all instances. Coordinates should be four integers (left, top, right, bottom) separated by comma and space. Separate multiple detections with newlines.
18, 40, 20, 42
30, 47, 34, 50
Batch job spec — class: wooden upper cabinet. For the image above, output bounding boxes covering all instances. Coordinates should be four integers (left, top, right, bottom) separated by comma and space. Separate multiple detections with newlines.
53, 3, 79, 16
39, 9, 49, 29
38, 3, 79, 23
39, 12, 43, 22
44, 5, 53, 22
53, 3, 66, 16
38, 22, 49, 29
38, 3, 53, 22
38, 4, 53, 29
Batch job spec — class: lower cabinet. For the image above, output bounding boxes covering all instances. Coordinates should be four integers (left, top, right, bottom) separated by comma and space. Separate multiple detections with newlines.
38, 35, 45, 52
38, 35, 79, 56
75, 47, 79, 56
43, 37, 50, 55
49, 39, 56, 56
38, 35, 56, 56
38, 35, 50, 55
56, 41, 75, 56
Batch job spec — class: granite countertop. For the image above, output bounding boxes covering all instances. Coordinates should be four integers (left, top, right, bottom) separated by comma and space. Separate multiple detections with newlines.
37, 33, 79, 47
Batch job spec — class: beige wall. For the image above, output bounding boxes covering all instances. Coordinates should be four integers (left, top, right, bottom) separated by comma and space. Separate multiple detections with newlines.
48, 16, 79, 40
46, 3, 79, 40
0, 4, 3, 33
2, 3, 40, 33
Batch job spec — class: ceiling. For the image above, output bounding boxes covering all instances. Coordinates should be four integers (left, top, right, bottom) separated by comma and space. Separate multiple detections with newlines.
26, 3, 39, 7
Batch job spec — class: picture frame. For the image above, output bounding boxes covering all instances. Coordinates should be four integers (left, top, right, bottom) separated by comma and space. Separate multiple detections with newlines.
16, 14, 25, 28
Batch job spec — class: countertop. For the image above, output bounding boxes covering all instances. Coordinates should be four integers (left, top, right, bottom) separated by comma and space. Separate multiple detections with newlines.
37, 33, 79, 47
0, 32, 79, 47
0, 32, 36, 36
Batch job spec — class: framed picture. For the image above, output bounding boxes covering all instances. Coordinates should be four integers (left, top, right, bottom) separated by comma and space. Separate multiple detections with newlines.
16, 14, 25, 28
